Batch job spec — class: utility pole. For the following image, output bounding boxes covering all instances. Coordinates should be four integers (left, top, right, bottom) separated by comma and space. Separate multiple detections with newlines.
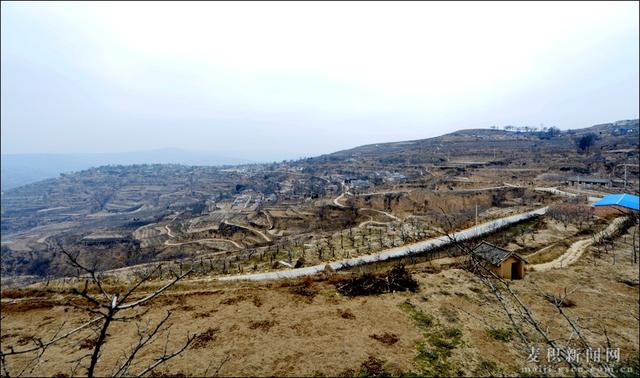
615, 163, 635, 190
475, 204, 478, 227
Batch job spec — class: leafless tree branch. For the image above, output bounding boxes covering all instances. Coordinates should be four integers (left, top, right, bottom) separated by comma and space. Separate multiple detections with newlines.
2, 242, 194, 378
113, 311, 172, 377
134, 332, 195, 377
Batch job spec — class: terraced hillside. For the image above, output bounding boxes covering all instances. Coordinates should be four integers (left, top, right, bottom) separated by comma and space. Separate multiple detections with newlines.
1, 120, 638, 283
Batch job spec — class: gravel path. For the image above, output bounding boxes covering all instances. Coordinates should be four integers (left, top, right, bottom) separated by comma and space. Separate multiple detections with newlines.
531, 217, 626, 272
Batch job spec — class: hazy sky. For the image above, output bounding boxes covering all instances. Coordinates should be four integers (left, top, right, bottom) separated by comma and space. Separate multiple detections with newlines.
2, 1, 638, 161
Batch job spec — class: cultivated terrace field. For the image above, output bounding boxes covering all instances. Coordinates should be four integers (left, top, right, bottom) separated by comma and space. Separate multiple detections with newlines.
1, 119, 639, 376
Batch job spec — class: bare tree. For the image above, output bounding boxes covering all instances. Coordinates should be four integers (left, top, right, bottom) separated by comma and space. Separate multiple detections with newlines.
90, 187, 117, 212
1, 242, 195, 377
433, 210, 618, 376
546, 203, 593, 230
326, 238, 336, 259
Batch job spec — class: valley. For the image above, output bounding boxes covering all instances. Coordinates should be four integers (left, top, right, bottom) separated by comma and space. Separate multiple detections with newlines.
2, 120, 637, 284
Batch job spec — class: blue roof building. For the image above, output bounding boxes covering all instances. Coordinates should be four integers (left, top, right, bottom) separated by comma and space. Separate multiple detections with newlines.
592, 194, 640, 211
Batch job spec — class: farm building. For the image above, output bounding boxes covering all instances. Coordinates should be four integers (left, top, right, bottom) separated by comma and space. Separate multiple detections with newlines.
566, 176, 610, 188
471, 241, 527, 280
592, 194, 640, 217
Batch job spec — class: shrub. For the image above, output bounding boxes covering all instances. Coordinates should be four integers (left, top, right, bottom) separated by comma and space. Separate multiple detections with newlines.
486, 327, 513, 342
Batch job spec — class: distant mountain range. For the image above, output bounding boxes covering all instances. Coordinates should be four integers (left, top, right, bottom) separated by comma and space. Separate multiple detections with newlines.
0, 149, 253, 191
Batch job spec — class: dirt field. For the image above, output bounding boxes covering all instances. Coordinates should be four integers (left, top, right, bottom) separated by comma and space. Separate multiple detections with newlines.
1, 225, 638, 377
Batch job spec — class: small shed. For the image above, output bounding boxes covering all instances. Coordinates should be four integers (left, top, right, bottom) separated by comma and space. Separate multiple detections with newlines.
471, 241, 527, 280
592, 194, 640, 217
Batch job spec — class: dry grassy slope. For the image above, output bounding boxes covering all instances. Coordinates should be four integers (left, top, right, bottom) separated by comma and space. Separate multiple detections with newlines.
1, 224, 638, 377
311, 121, 639, 166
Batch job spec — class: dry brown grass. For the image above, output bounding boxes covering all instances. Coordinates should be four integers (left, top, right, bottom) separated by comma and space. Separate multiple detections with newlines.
1, 298, 57, 313
248, 320, 277, 332
219, 295, 246, 305
1, 223, 637, 377
526, 242, 570, 264
1, 287, 53, 299
358, 355, 388, 376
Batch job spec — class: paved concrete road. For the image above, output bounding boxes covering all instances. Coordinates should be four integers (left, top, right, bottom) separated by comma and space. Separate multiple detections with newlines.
219, 207, 548, 281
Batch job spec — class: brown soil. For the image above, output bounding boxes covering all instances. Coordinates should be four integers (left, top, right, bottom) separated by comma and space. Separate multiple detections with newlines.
370, 332, 399, 345
191, 327, 220, 349
1, 224, 637, 377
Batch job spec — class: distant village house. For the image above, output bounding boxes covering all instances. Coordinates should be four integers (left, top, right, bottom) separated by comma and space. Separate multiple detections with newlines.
566, 176, 610, 188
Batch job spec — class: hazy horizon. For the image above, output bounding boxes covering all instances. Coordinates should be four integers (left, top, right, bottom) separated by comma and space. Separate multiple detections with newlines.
2, 1, 639, 162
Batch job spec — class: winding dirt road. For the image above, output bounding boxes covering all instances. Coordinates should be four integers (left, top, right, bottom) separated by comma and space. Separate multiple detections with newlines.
531, 217, 626, 272
164, 224, 176, 238
333, 183, 400, 222
162, 212, 242, 249
333, 183, 351, 208
223, 220, 272, 242
357, 219, 393, 228
164, 238, 242, 248
361, 208, 400, 221
262, 210, 273, 230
